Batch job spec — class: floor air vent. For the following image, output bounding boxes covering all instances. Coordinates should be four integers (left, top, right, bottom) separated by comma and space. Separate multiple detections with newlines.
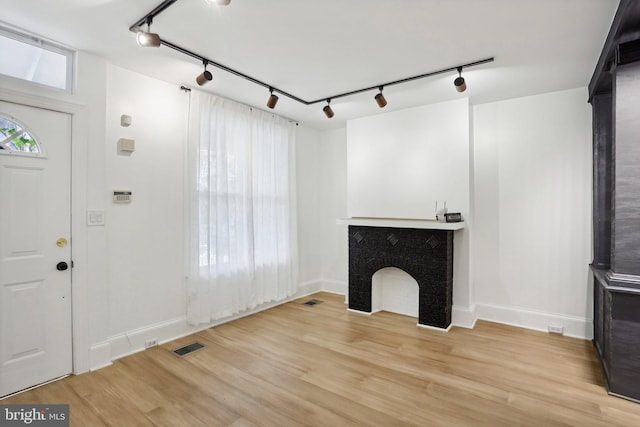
303, 299, 323, 306
172, 342, 206, 357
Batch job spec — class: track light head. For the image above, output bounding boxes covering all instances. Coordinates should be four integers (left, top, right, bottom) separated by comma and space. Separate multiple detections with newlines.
267, 88, 279, 109
323, 99, 334, 119
136, 19, 161, 47
136, 31, 161, 47
196, 60, 213, 86
196, 70, 213, 86
375, 86, 387, 108
454, 66, 467, 92
207, 0, 231, 5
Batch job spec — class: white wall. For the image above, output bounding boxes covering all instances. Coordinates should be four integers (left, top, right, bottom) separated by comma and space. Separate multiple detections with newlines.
347, 98, 470, 220
296, 125, 323, 286
319, 128, 349, 291
103, 65, 189, 337
76, 53, 109, 370
472, 87, 593, 338
79, 64, 192, 368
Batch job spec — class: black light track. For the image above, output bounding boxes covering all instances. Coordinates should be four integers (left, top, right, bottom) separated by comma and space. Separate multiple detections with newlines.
129, 0, 494, 106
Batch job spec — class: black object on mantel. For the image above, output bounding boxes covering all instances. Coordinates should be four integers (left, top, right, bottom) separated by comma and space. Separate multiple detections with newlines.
589, 0, 640, 403
445, 212, 462, 223
348, 225, 453, 329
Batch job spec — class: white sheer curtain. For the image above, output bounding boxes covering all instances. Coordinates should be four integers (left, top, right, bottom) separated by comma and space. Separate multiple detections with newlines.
186, 90, 298, 325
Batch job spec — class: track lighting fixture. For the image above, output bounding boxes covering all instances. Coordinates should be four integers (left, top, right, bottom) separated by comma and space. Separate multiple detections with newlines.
196, 60, 213, 86
454, 66, 467, 93
323, 99, 334, 119
375, 86, 387, 108
130, 1, 494, 112
136, 16, 161, 47
267, 88, 279, 109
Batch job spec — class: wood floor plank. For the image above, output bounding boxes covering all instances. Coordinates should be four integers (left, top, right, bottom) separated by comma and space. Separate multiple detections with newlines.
2, 291, 639, 426
186, 340, 396, 426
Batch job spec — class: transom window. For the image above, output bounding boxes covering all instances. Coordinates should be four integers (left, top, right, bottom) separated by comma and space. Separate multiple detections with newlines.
0, 115, 41, 155
0, 26, 74, 93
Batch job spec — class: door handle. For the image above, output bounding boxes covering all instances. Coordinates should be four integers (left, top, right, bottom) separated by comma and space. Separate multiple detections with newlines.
56, 262, 69, 271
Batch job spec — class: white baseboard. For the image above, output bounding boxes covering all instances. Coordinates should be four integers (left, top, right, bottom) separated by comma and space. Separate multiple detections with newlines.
89, 315, 197, 371
474, 302, 593, 340
315, 282, 592, 340
88, 342, 112, 371
88, 280, 327, 371
417, 322, 452, 332
321, 279, 347, 295
452, 304, 477, 329
296, 279, 324, 297
88, 280, 593, 371
108, 316, 195, 363
320, 284, 478, 330
347, 308, 374, 316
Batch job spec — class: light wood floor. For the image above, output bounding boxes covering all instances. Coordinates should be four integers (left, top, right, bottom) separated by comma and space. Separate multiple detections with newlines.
4, 292, 640, 426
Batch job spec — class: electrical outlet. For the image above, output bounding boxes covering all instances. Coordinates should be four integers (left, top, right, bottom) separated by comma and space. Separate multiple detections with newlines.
145, 338, 158, 348
548, 324, 564, 335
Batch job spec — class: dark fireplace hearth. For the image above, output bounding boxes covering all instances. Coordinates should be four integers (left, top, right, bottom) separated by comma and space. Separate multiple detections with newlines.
348, 225, 454, 329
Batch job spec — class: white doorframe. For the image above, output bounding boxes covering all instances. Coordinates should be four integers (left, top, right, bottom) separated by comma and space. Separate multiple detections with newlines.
0, 86, 91, 375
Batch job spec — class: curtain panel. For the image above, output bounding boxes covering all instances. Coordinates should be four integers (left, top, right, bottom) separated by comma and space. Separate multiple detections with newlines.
186, 91, 298, 325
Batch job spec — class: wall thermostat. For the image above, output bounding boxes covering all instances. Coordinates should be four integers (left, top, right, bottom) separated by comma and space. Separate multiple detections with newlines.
113, 191, 132, 203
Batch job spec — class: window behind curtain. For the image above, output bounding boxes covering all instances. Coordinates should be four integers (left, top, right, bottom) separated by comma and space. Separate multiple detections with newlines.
187, 91, 298, 325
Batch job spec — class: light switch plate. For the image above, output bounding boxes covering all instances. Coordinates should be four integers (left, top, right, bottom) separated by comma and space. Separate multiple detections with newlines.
87, 209, 105, 226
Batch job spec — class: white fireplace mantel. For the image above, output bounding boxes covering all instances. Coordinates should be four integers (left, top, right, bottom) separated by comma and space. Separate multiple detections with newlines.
336, 217, 465, 231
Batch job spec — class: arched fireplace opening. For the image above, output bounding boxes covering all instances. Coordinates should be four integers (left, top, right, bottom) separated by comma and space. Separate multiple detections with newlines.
371, 267, 419, 318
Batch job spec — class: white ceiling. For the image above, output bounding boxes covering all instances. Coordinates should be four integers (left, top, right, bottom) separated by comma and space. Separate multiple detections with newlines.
0, 0, 619, 130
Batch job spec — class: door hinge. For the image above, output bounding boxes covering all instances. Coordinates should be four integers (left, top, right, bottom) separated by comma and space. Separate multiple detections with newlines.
71, 260, 75, 268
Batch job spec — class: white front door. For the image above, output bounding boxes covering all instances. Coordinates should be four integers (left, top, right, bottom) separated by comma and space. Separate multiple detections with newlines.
0, 101, 72, 397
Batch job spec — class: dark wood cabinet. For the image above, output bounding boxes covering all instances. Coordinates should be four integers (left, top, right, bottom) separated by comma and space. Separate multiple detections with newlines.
589, 0, 640, 403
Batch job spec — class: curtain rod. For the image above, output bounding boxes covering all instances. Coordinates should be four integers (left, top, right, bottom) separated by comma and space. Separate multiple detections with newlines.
180, 85, 300, 125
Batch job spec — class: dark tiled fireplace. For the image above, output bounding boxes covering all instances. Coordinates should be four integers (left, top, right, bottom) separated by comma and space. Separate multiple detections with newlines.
348, 225, 454, 329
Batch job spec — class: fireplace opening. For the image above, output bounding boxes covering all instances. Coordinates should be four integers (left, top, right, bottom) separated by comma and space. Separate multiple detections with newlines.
372, 267, 419, 318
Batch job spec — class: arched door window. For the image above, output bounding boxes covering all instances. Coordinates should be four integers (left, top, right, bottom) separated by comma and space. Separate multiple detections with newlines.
0, 114, 42, 155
